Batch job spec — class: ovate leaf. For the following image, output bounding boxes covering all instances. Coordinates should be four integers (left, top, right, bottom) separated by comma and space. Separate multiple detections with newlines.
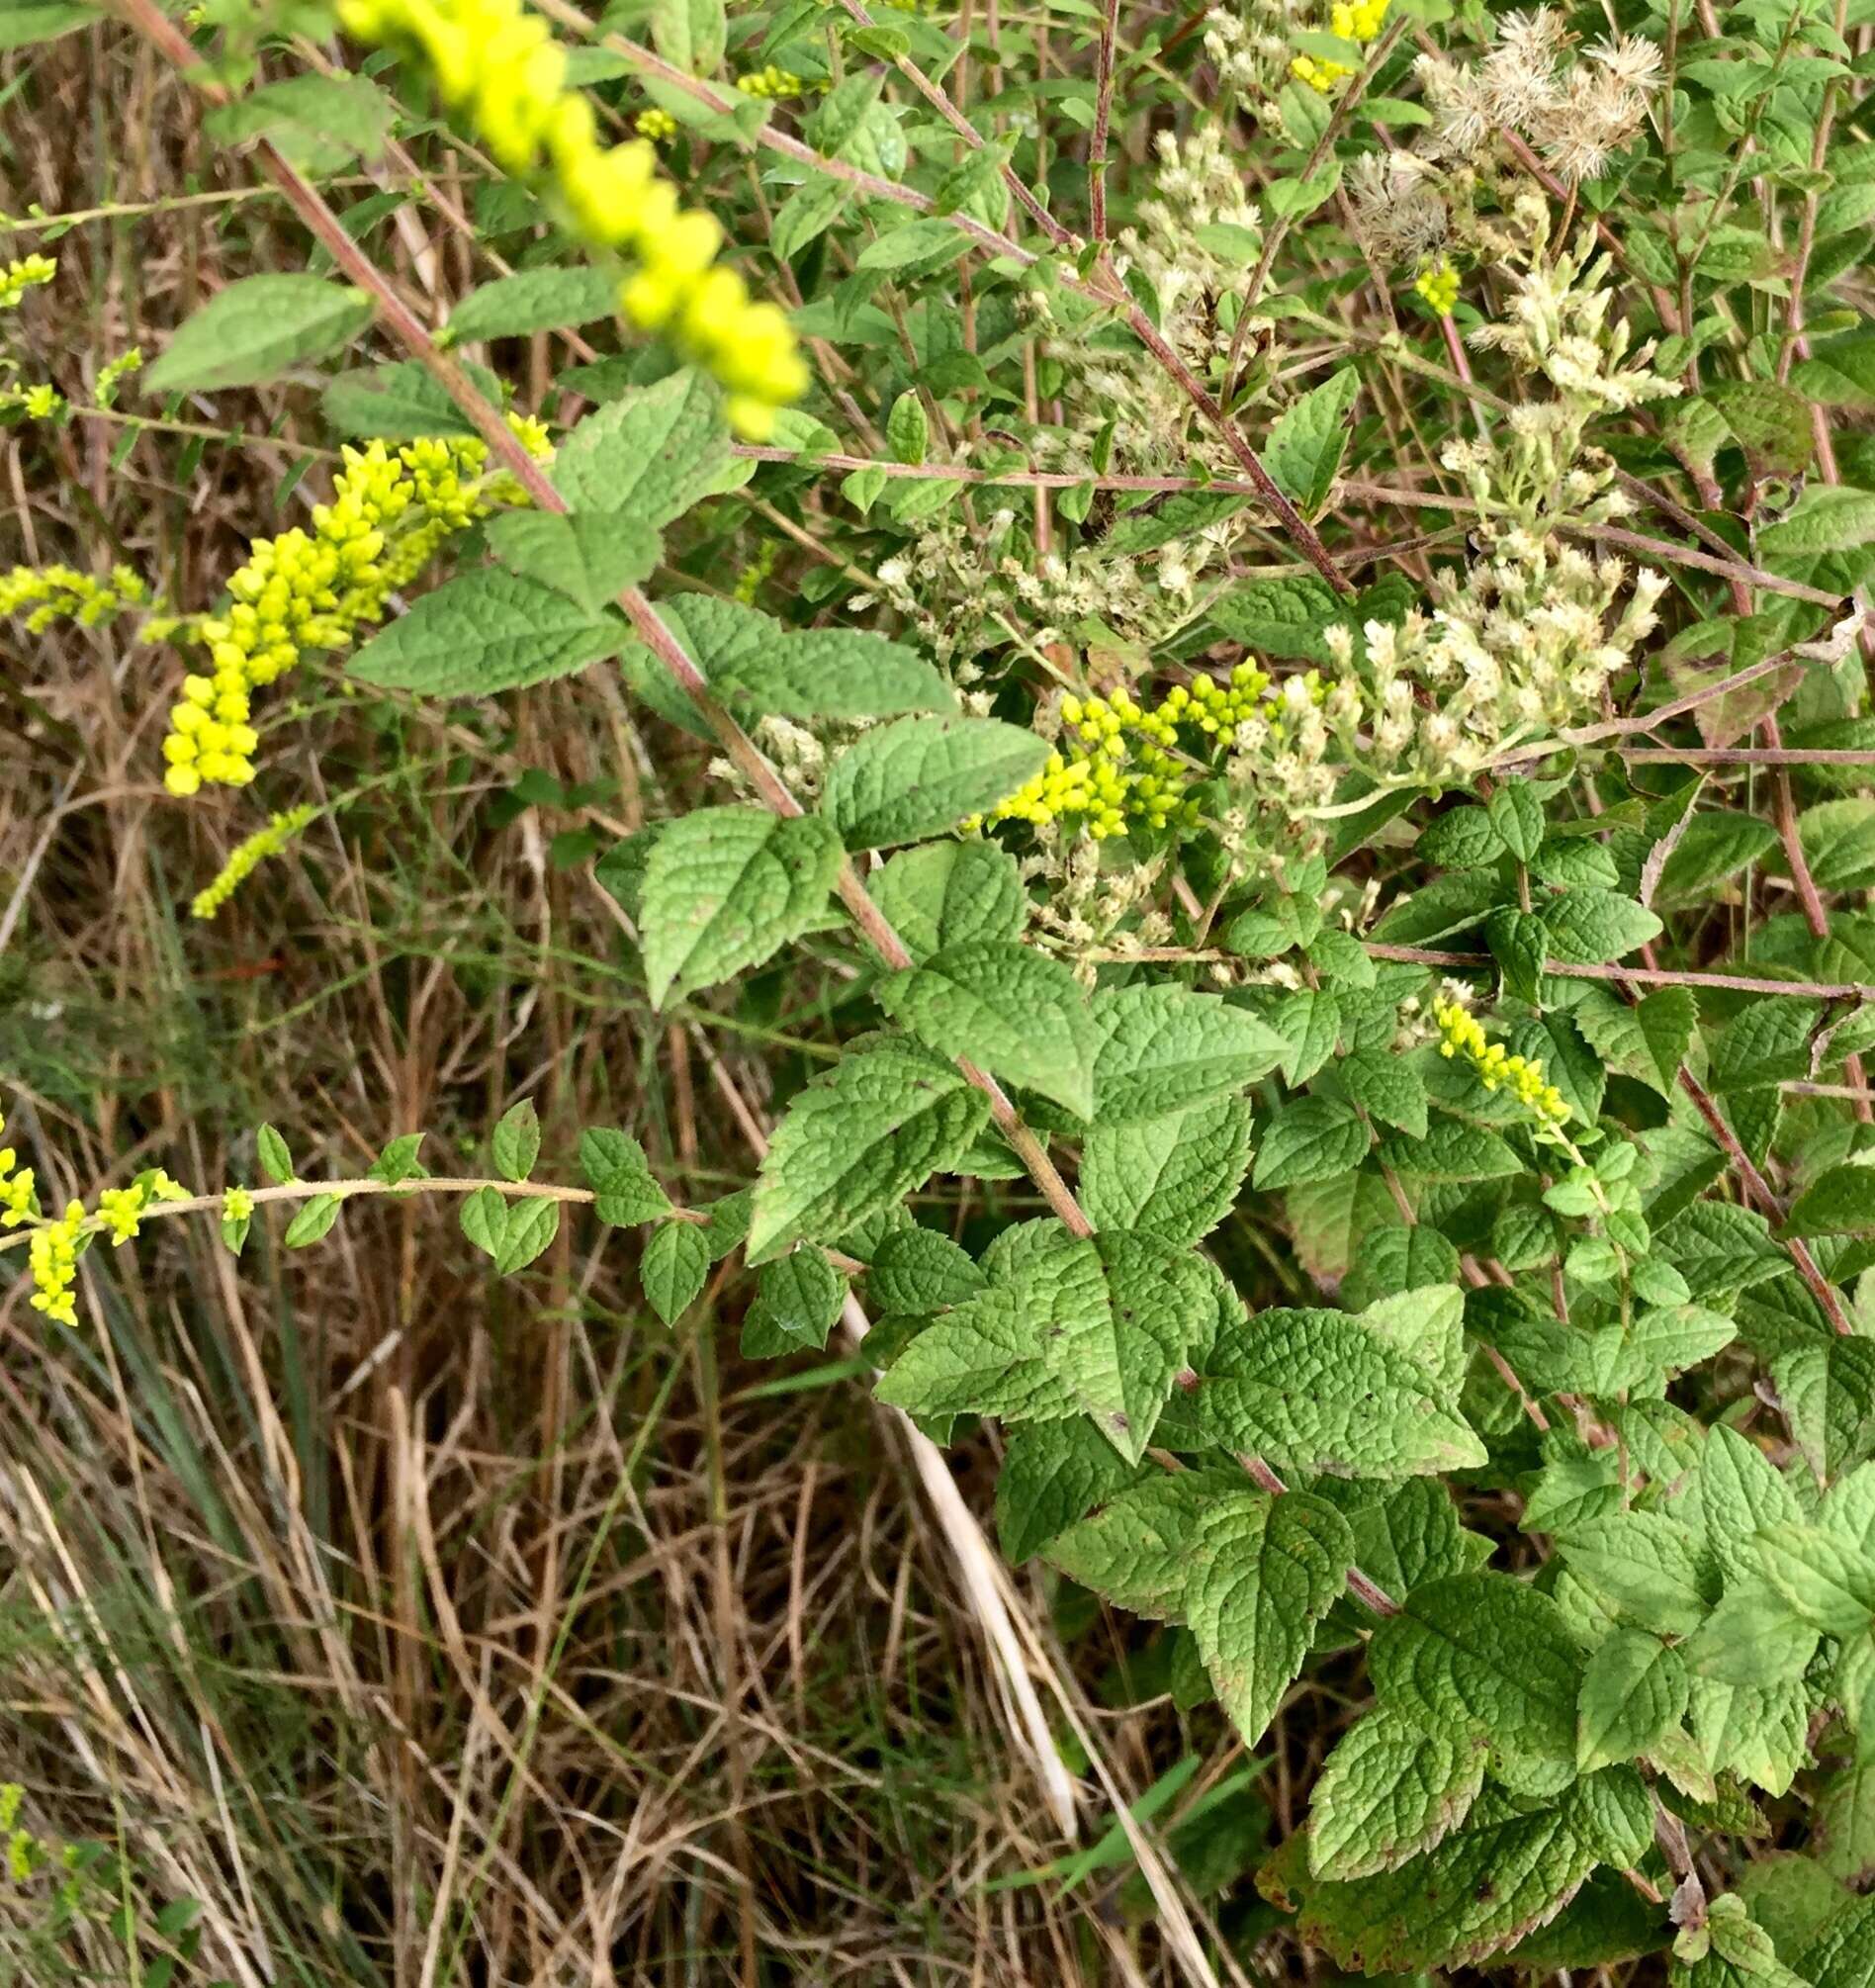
348, 567, 621, 693
1309, 1710, 1489, 1880
1576, 1629, 1689, 1771
638, 805, 843, 1007
1369, 1573, 1586, 1766
822, 717, 1050, 851
877, 940, 1099, 1117
145, 274, 375, 393
1263, 368, 1360, 519
1079, 1097, 1255, 1244
748, 1039, 992, 1261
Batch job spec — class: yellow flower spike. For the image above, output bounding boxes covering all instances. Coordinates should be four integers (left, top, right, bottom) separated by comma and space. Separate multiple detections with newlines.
340, 0, 803, 435
1414, 257, 1461, 317
636, 107, 678, 142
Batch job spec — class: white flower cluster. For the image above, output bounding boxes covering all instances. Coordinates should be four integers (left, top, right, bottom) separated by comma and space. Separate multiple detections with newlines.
1023, 836, 1170, 979
1201, 0, 1294, 100
1344, 539, 1666, 778
1469, 235, 1682, 413
1417, 8, 1662, 185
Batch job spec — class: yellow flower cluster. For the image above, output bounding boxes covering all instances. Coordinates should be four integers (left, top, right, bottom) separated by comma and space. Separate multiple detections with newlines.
1435, 998, 1569, 1126
981, 661, 1324, 841
736, 63, 806, 99
28, 1200, 83, 1326
1415, 256, 1461, 316
192, 804, 319, 920
1292, 0, 1386, 89
161, 432, 539, 797
635, 107, 678, 141
0, 382, 64, 419
94, 345, 143, 407
0, 561, 146, 633
0, 1111, 38, 1227
336, 0, 808, 438
0, 253, 55, 310
1, 1781, 36, 1884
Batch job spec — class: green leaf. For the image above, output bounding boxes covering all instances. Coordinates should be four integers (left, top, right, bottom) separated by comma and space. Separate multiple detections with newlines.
1576, 1629, 1689, 1771
1379, 1120, 1521, 1184
1184, 1307, 1487, 1479
348, 568, 621, 694
876, 1231, 1214, 1461
484, 511, 660, 617
1104, 489, 1252, 556
1206, 574, 1346, 663
755, 1245, 847, 1347
1261, 1785, 1606, 1972
0, 0, 96, 49
367, 1133, 425, 1185
822, 717, 1050, 851
1182, 1491, 1356, 1745
444, 267, 618, 344
865, 1225, 985, 1312
878, 940, 1098, 1117
1705, 379, 1816, 477
1790, 1163, 1875, 1236
1696, 1424, 1807, 1583
1308, 1710, 1489, 1881
256, 1124, 295, 1185
206, 74, 396, 172
1794, 331, 1875, 410
1252, 1099, 1369, 1191
1559, 1512, 1710, 1638
866, 841, 1026, 962
1801, 801, 1875, 893
1572, 985, 1698, 1095
638, 806, 843, 1008
1041, 1467, 1222, 1615
651, 0, 726, 72
579, 1128, 672, 1225
640, 1220, 710, 1323
491, 1099, 540, 1182
1049, 1478, 1354, 1743
461, 1184, 530, 1268
748, 1039, 992, 1262
1540, 889, 1664, 964
550, 370, 733, 525
856, 216, 968, 269
1262, 368, 1360, 519
1345, 1052, 1429, 1138
283, 1193, 340, 1248
322, 358, 494, 439
1760, 488, 1875, 559
1656, 811, 1781, 898
1755, 1525, 1875, 1637
995, 1417, 1140, 1562
1488, 782, 1546, 863
647, 594, 952, 720
1090, 985, 1286, 1126
144, 275, 374, 394
886, 391, 929, 465
1370, 1573, 1586, 1765
1080, 1097, 1255, 1244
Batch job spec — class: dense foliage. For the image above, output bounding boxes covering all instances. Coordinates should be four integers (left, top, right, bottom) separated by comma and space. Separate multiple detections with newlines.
8, 0, 1875, 1974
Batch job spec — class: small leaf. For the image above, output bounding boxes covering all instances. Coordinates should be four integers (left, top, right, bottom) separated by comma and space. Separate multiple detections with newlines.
878, 940, 1100, 1117
256, 1124, 295, 1185
491, 1099, 541, 1183
1252, 1099, 1369, 1191
367, 1133, 426, 1186
1576, 1629, 1689, 1772
444, 267, 619, 344
641, 1220, 710, 1323
1262, 368, 1360, 519
484, 511, 660, 617
748, 1039, 992, 1261
283, 1192, 341, 1248
349, 567, 621, 695
1080, 1097, 1255, 1244
1487, 782, 1546, 863
822, 716, 1049, 851
580, 1128, 672, 1226
144, 275, 375, 394
867, 841, 1026, 962
755, 1245, 847, 1348
550, 370, 733, 526
639, 806, 843, 1007
1309, 1711, 1488, 1881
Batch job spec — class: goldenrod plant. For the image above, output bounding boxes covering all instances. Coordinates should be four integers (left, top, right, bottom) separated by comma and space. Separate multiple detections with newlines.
10, 0, 1875, 1974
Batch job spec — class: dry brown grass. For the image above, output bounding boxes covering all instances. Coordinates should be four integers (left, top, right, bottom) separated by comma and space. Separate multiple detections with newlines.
0, 27, 1283, 1986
